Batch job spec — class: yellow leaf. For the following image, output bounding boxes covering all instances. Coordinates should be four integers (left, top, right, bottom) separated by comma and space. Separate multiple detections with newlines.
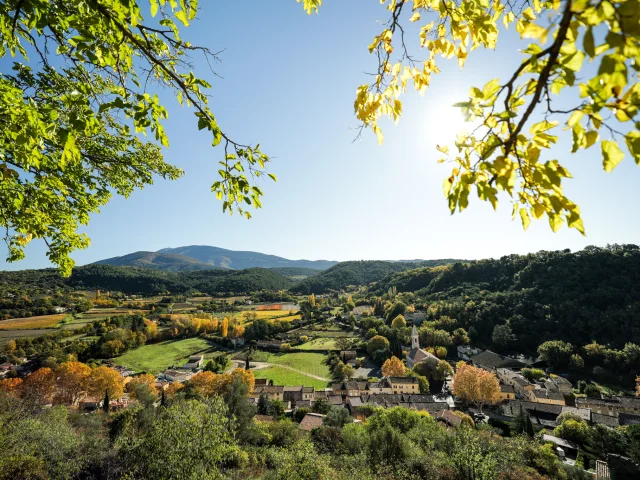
602, 140, 624, 172
519, 208, 531, 230
410, 11, 421, 22
436, 145, 449, 154
373, 125, 384, 145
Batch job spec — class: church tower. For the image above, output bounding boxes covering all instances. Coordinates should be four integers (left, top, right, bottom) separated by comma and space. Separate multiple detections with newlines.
411, 324, 419, 350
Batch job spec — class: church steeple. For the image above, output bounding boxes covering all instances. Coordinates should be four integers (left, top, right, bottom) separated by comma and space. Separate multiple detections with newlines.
411, 324, 419, 350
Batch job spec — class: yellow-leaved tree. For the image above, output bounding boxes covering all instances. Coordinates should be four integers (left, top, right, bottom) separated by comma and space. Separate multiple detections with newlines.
306, 0, 640, 234
382, 356, 407, 377
453, 362, 501, 412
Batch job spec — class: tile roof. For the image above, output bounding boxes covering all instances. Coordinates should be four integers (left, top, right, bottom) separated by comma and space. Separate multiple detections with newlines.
407, 348, 439, 365
591, 413, 619, 427
254, 415, 274, 423
500, 384, 516, 393
388, 376, 419, 385
619, 413, 640, 426
299, 413, 325, 431
436, 409, 463, 427
521, 401, 563, 415
471, 351, 526, 369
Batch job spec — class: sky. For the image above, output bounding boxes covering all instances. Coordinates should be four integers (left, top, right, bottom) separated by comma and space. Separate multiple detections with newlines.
2, 0, 639, 270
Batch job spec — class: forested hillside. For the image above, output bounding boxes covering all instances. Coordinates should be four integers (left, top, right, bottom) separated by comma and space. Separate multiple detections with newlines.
0, 265, 294, 297
291, 260, 460, 294
374, 245, 640, 352
93, 251, 218, 272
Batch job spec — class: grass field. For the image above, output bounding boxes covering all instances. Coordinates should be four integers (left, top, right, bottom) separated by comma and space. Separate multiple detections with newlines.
252, 366, 328, 389
248, 352, 331, 378
114, 338, 218, 374
297, 337, 338, 350
294, 329, 357, 338
0, 314, 69, 330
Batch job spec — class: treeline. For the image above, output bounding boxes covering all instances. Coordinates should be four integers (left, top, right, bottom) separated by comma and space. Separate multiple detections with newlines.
0, 264, 294, 296
290, 260, 460, 295
372, 245, 640, 353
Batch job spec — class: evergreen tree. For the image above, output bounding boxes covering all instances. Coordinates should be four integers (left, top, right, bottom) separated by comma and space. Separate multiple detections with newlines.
103, 388, 110, 414
526, 413, 535, 438
257, 393, 269, 415
160, 388, 166, 408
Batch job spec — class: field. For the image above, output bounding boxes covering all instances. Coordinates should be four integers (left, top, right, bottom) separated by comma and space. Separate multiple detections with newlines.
0, 314, 69, 330
294, 329, 356, 338
0, 329, 58, 346
297, 337, 338, 350
252, 366, 328, 389
248, 351, 331, 379
114, 338, 220, 374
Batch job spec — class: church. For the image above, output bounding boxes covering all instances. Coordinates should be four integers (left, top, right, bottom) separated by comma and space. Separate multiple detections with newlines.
406, 324, 439, 369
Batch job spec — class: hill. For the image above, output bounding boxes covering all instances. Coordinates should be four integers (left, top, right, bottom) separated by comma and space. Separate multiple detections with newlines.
93, 251, 218, 272
373, 244, 640, 352
158, 245, 336, 270
0, 265, 294, 297
268, 267, 322, 281
289, 260, 459, 294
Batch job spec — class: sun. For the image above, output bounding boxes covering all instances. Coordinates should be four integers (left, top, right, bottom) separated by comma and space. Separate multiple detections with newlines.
423, 99, 472, 147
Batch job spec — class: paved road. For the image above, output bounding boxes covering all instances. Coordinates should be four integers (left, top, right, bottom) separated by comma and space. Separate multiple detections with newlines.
229, 360, 330, 382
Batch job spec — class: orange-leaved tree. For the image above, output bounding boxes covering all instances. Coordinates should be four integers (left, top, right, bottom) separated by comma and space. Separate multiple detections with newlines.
382, 356, 407, 377
0, 377, 23, 397
23, 367, 56, 405
55, 361, 92, 405
453, 362, 500, 413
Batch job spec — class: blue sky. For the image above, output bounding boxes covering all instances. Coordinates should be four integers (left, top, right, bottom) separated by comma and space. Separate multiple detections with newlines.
3, 0, 639, 270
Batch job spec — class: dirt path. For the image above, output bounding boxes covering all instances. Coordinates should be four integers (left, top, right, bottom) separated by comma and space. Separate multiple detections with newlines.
230, 360, 330, 382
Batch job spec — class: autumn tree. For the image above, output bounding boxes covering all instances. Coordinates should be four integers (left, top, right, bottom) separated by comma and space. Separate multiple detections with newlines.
382, 356, 407, 377
453, 362, 501, 413
0, 0, 277, 273
435, 360, 454, 381
127, 373, 157, 403
221, 317, 229, 338
391, 315, 407, 329
339, 0, 640, 234
89, 366, 125, 400
55, 361, 91, 405
23, 367, 56, 405
0, 377, 23, 397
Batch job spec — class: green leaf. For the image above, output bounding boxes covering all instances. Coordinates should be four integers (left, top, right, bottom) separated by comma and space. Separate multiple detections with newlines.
602, 140, 624, 172
150, 0, 159, 17
583, 28, 595, 58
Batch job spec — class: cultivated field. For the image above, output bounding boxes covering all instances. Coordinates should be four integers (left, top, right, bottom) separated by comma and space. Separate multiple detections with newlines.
294, 329, 356, 338
251, 352, 331, 379
252, 366, 328, 390
0, 329, 58, 346
0, 313, 69, 330
114, 337, 219, 374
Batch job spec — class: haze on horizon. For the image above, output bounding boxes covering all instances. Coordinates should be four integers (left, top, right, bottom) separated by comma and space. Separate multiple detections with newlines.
1, 0, 638, 272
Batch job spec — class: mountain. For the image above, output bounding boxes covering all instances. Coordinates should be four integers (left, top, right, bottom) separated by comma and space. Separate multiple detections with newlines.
93, 251, 216, 272
289, 260, 460, 294
268, 267, 322, 281
158, 245, 337, 270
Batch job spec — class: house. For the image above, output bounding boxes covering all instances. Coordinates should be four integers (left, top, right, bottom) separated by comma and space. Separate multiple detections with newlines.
340, 350, 357, 361
299, 412, 325, 432
0, 362, 12, 378
331, 381, 367, 397
251, 385, 285, 401
591, 412, 619, 428
283, 386, 303, 403
526, 386, 566, 406
436, 409, 463, 428
302, 386, 315, 401
496, 368, 534, 398
546, 376, 572, 395
457, 345, 481, 361
355, 393, 449, 414
162, 369, 193, 383
406, 325, 439, 369
619, 413, 640, 426
542, 434, 578, 462
254, 378, 268, 386
560, 406, 591, 422
404, 312, 426, 324
575, 396, 640, 417
53, 306, 67, 314
182, 355, 204, 372
500, 384, 516, 401
388, 377, 420, 395
364, 380, 393, 394
254, 415, 274, 423
471, 351, 526, 372
79, 396, 103, 411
